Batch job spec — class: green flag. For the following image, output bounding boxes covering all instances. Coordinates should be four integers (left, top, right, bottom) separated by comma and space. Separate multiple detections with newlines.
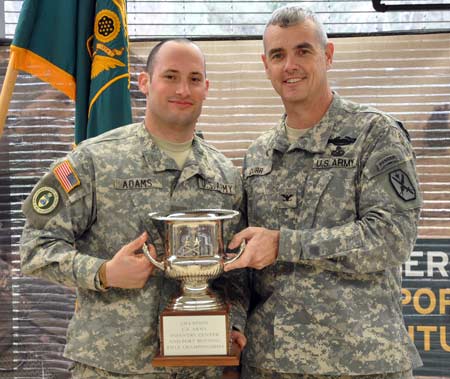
11, 0, 132, 143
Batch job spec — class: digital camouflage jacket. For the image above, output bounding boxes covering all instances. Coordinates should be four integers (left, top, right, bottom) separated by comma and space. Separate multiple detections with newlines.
20, 123, 248, 374
243, 94, 422, 375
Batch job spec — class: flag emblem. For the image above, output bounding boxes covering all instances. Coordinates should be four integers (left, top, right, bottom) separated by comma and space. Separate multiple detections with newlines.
10, 0, 132, 143
95, 10, 120, 43
53, 160, 81, 194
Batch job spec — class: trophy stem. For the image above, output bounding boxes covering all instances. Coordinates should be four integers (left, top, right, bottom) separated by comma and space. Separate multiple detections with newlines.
166, 281, 226, 311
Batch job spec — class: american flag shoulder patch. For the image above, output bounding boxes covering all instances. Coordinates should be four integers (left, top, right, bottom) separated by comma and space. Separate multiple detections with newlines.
53, 160, 81, 194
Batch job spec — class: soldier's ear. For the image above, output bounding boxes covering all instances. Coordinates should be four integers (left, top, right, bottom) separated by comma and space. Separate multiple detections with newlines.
261, 54, 270, 79
202, 78, 209, 100
138, 72, 150, 96
325, 42, 334, 70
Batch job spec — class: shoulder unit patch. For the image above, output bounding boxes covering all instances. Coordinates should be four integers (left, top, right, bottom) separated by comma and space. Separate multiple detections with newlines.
32, 187, 59, 214
389, 169, 416, 201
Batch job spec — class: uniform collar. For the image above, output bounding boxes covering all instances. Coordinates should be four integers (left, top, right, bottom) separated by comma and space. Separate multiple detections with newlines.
138, 123, 179, 172
271, 94, 343, 154
270, 118, 290, 153
179, 136, 222, 184
138, 123, 221, 183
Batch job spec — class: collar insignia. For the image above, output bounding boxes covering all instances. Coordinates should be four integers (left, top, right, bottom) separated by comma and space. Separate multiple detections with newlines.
275, 192, 297, 208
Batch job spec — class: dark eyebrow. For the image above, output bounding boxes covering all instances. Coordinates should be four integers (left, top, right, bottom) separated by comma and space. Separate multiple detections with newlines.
163, 69, 204, 77
267, 42, 315, 58
162, 69, 179, 75
295, 42, 314, 50
267, 47, 283, 57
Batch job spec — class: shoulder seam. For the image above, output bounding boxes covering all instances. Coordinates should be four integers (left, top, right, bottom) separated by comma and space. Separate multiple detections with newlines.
78, 123, 141, 148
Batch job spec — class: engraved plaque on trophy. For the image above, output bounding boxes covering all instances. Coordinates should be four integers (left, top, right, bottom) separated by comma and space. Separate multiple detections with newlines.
142, 209, 245, 367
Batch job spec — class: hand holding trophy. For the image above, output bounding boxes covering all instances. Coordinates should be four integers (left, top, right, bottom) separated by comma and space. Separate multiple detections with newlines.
142, 209, 246, 367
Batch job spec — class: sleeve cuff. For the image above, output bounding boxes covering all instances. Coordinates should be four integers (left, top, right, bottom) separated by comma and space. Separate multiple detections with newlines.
229, 304, 247, 333
278, 227, 302, 263
94, 261, 111, 292
72, 254, 107, 291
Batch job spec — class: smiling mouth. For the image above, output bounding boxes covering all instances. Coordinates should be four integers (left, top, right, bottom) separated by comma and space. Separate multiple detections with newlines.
169, 99, 194, 107
284, 78, 304, 84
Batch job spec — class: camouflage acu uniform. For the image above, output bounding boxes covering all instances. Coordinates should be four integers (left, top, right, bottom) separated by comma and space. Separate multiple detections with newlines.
20, 122, 247, 376
242, 94, 422, 375
241, 366, 414, 379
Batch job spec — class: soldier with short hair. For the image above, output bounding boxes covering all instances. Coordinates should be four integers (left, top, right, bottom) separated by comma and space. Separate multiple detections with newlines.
20, 39, 247, 379
225, 5, 422, 379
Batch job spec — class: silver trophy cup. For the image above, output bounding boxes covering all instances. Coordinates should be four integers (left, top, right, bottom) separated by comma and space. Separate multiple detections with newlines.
142, 209, 245, 312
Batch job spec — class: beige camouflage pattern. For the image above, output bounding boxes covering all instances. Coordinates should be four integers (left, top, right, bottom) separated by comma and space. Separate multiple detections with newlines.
20, 122, 248, 374
241, 365, 413, 379
242, 94, 422, 375
70, 361, 222, 378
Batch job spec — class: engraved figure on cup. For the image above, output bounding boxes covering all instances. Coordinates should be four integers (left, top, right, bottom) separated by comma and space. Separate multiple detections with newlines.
177, 224, 214, 257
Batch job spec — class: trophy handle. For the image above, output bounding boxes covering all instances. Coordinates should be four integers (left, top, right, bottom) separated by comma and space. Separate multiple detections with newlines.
142, 243, 165, 271
224, 240, 246, 266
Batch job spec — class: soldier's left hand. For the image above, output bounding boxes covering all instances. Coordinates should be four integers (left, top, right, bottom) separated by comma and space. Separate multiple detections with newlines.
224, 227, 280, 271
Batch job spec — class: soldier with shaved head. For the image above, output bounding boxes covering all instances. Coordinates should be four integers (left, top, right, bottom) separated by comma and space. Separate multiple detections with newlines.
20, 39, 248, 379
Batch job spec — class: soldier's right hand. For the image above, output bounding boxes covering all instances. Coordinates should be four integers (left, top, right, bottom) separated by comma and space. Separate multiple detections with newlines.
105, 232, 156, 289
225, 227, 280, 271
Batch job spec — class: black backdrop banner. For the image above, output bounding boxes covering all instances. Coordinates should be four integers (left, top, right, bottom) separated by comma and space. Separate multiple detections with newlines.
403, 238, 450, 377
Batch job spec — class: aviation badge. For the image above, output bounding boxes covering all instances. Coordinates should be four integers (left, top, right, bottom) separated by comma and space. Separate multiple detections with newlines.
328, 136, 356, 156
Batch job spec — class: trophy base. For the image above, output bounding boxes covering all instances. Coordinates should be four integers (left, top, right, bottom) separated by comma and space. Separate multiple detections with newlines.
152, 343, 240, 367
153, 307, 240, 367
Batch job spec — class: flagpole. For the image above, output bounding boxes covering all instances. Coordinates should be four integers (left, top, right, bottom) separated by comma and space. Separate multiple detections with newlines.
0, 51, 18, 140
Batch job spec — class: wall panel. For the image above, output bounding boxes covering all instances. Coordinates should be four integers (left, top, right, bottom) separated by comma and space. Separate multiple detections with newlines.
0, 33, 449, 377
